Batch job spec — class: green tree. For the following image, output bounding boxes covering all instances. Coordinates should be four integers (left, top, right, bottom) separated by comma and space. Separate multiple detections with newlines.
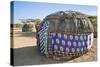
88, 16, 97, 37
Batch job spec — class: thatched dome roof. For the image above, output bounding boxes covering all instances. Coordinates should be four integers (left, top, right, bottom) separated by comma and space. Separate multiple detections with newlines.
42, 11, 94, 34
22, 23, 33, 32
46, 11, 87, 18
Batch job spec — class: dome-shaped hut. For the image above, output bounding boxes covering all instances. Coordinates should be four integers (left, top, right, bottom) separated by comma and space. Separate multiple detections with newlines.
22, 23, 34, 32
36, 11, 94, 60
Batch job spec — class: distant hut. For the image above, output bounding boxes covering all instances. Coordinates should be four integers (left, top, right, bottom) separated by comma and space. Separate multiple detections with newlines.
22, 20, 35, 32
36, 11, 94, 60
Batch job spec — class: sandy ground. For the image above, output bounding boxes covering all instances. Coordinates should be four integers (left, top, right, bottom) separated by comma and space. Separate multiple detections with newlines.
11, 28, 36, 48
11, 28, 97, 66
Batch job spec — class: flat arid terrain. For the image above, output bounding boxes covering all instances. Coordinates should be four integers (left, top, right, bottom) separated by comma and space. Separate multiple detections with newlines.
11, 28, 97, 66
12, 28, 37, 48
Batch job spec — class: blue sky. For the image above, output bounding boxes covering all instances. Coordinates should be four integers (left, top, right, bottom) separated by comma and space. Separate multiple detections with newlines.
12, 1, 97, 23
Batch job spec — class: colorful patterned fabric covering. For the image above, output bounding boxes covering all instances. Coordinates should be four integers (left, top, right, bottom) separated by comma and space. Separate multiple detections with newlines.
38, 21, 49, 55
48, 33, 93, 56
38, 21, 93, 57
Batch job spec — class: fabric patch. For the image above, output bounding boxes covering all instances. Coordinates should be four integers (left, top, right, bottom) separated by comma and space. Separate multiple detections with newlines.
48, 33, 91, 54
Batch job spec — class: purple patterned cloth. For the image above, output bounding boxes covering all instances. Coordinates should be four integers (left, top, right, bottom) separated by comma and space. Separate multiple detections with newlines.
48, 33, 92, 54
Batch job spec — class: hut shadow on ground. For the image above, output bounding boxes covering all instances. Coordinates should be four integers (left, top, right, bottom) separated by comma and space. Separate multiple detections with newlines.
15, 32, 36, 38
12, 46, 82, 66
